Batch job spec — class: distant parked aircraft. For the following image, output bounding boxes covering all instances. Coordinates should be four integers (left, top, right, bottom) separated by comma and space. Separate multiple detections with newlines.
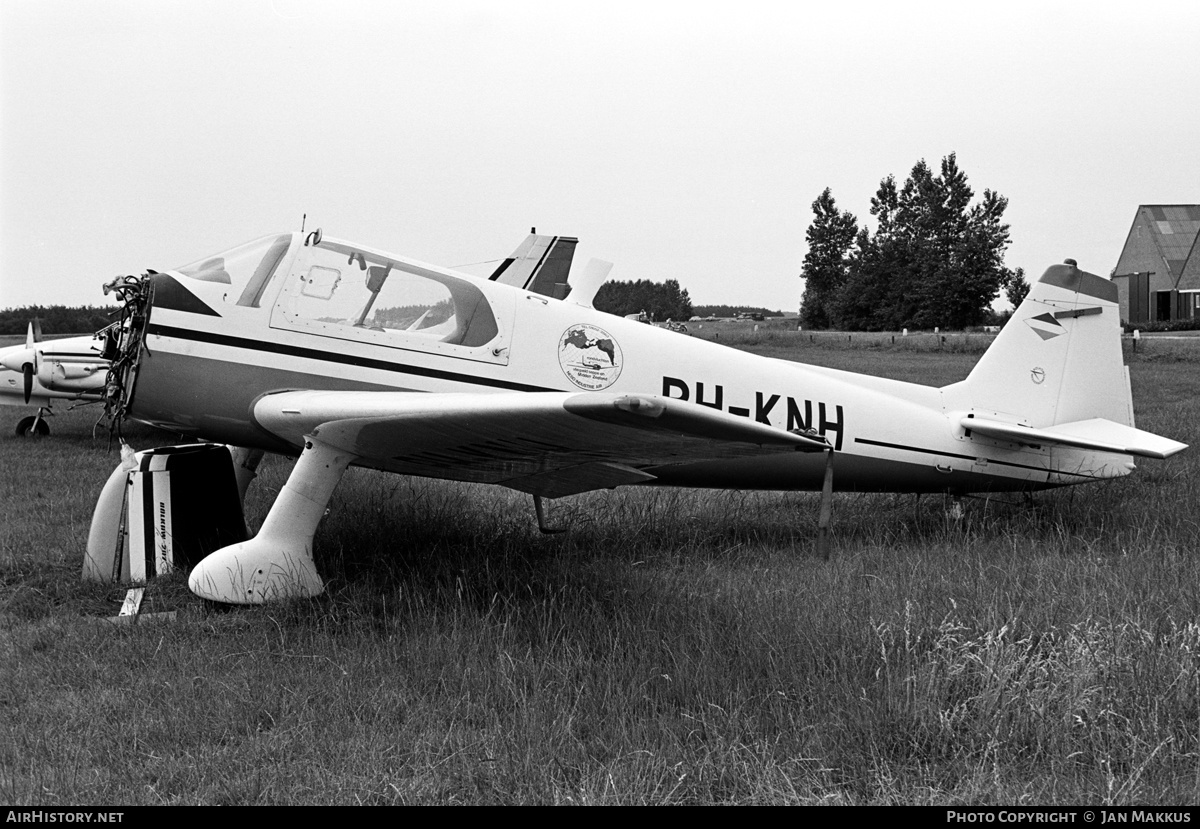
0, 323, 106, 435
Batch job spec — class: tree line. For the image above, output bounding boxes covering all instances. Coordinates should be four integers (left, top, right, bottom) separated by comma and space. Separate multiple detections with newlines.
800, 154, 1029, 331
0, 305, 118, 336
692, 305, 785, 318
593, 279, 693, 322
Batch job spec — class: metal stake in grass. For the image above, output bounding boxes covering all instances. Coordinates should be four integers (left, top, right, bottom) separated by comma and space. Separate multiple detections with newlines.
815, 448, 835, 561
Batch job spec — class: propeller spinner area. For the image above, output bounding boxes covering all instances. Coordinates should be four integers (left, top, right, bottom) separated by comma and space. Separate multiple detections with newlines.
0, 323, 41, 404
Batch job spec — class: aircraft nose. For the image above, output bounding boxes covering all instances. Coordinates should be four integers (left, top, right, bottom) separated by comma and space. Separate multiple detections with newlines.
0, 348, 37, 402
0, 347, 35, 373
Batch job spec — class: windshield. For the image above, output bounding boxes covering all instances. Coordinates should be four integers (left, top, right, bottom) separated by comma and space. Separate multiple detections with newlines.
175, 234, 294, 307
279, 239, 500, 348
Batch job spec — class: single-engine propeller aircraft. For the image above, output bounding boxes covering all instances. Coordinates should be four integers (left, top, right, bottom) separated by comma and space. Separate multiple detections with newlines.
1, 322, 108, 435
95, 228, 1186, 605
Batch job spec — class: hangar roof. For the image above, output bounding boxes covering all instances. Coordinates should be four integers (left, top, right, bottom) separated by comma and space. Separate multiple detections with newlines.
1114, 205, 1200, 289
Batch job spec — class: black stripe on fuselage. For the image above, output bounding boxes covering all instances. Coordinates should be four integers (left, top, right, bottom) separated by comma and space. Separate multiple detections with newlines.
145, 323, 557, 393
141, 472, 155, 577
145, 323, 1098, 481
854, 436, 1100, 480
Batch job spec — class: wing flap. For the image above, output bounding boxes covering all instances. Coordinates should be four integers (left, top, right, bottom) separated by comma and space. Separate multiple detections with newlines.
501, 462, 658, 499
963, 416, 1187, 460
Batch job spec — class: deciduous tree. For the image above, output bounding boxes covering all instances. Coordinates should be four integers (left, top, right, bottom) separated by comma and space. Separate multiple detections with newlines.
823, 154, 1018, 331
798, 188, 858, 329
1005, 267, 1030, 309
594, 279, 693, 322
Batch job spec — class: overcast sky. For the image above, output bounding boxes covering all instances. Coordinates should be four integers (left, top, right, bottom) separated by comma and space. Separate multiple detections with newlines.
1, 0, 1197, 312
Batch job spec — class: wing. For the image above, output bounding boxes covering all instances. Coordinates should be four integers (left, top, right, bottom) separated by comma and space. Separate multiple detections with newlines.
253, 390, 828, 498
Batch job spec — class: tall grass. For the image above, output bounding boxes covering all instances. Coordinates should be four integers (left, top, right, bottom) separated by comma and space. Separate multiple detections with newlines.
691, 321, 995, 354
2, 339, 1198, 804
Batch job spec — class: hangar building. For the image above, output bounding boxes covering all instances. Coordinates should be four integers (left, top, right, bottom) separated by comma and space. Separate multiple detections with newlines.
1111, 205, 1200, 324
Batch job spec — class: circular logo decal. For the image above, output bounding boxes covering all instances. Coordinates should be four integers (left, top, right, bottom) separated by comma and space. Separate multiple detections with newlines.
1030, 366, 1046, 384
559, 324, 623, 390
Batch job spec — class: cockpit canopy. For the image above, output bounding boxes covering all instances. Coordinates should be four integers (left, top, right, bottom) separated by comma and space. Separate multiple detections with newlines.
283, 238, 500, 348
174, 233, 293, 308
171, 232, 501, 350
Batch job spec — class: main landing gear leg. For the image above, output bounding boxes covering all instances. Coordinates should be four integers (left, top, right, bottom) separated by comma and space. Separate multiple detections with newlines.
815, 448, 835, 561
228, 446, 266, 507
189, 437, 354, 605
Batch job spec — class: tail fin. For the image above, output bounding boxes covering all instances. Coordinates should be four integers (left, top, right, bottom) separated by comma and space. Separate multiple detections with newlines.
946, 261, 1133, 428
489, 232, 578, 299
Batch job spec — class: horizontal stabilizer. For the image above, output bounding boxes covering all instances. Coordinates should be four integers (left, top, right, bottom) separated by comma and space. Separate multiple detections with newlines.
962, 416, 1188, 460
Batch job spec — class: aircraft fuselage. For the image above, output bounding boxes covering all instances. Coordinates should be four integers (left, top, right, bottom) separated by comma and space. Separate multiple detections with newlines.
108, 231, 1134, 496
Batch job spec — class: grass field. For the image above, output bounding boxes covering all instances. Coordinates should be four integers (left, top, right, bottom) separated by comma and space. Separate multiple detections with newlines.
2, 334, 1198, 804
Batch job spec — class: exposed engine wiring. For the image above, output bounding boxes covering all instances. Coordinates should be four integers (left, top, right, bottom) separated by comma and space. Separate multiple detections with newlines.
100, 272, 155, 440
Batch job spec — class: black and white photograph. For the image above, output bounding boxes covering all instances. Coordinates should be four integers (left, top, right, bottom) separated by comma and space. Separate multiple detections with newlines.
2, 0, 1199, 808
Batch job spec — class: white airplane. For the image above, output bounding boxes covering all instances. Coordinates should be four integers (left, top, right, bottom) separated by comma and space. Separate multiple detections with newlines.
93, 230, 1185, 605
0, 322, 108, 435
